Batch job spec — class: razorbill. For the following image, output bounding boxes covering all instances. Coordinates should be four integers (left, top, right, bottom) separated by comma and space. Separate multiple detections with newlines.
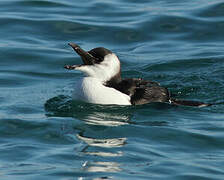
64, 43, 211, 107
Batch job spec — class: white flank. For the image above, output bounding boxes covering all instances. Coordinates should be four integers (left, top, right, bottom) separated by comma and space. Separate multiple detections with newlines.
72, 77, 131, 105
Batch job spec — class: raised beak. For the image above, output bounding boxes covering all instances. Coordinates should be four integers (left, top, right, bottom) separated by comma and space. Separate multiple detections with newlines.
68, 43, 98, 65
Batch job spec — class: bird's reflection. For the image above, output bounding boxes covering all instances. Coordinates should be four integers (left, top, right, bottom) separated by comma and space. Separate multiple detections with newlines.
77, 134, 126, 148
81, 161, 121, 173
81, 111, 129, 126
77, 134, 124, 179
74, 104, 129, 177
45, 95, 131, 178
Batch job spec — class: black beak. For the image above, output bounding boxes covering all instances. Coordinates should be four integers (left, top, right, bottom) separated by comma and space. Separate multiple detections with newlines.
68, 43, 98, 65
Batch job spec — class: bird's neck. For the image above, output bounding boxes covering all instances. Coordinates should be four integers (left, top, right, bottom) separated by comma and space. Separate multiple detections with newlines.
104, 70, 122, 87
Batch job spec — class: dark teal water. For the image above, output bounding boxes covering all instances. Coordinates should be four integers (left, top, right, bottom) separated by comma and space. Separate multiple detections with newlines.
1, 0, 224, 179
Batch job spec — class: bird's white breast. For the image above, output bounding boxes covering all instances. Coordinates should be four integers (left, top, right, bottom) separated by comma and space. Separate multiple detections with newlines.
72, 77, 131, 105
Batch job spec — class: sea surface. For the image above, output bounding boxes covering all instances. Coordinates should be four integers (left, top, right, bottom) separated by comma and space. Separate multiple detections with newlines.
1, 0, 224, 179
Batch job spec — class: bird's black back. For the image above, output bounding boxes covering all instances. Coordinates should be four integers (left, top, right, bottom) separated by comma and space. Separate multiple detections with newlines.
105, 78, 170, 105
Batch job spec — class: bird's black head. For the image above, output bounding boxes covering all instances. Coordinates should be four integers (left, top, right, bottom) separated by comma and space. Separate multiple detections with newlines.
66, 43, 112, 66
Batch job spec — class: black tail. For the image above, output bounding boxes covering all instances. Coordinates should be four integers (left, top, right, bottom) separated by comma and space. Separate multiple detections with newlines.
170, 98, 212, 107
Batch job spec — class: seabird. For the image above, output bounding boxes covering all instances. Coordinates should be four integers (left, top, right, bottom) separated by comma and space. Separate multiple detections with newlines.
65, 43, 211, 107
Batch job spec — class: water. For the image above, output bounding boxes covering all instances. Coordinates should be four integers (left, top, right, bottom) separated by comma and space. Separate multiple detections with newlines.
1, 0, 224, 179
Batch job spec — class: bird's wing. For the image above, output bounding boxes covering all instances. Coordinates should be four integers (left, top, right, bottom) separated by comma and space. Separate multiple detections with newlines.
114, 78, 170, 105
126, 79, 170, 105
